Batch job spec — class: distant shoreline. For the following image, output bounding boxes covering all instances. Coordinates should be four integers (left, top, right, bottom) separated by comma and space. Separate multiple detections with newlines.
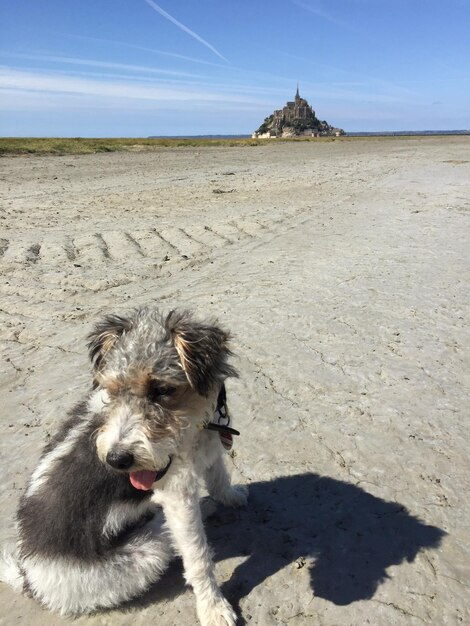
1, 133, 469, 156
150, 130, 470, 139
346, 130, 470, 137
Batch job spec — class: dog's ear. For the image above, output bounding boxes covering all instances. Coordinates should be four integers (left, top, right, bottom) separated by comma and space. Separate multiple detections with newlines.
87, 313, 133, 372
165, 310, 237, 396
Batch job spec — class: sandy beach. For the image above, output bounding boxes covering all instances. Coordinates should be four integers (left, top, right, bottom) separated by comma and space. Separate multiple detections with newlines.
0, 137, 469, 625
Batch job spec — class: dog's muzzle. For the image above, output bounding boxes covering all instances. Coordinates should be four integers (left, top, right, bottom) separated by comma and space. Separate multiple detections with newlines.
105, 445, 172, 490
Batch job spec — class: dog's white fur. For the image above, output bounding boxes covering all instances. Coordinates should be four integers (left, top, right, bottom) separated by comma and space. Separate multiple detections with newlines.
2, 308, 247, 626
154, 427, 248, 626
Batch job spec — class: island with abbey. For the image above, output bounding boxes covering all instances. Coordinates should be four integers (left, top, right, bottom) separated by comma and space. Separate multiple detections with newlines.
252, 86, 345, 138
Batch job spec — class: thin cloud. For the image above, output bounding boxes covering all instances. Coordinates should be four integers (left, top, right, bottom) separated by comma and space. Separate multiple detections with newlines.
143, 0, 228, 63
0, 67, 264, 105
68, 33, 226, 68
291, 0, 356, 31
1, 52, 205, 80
1, 62, 282, 97
0, 52, 294, 97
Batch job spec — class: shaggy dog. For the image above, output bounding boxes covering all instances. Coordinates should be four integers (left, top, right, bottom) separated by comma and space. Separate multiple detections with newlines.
4, 307, 247, 626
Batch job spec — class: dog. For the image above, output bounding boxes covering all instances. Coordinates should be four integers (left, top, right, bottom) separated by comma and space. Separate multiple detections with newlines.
4, 307, 248, 626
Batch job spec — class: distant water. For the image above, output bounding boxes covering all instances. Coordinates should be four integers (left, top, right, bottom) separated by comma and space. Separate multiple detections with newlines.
347, 130, 470, 137
150, 131, 469, 139
148, 134, 251, 139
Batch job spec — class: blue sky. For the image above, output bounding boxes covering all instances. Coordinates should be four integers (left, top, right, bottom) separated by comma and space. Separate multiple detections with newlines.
1, 0, 469, 136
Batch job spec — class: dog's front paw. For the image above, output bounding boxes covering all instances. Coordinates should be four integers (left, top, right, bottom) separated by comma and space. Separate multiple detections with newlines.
197, 596, 237, 626
221, 484, 248, 508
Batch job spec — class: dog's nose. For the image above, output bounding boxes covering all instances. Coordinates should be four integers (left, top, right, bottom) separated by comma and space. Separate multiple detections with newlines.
106, 450, 134, 470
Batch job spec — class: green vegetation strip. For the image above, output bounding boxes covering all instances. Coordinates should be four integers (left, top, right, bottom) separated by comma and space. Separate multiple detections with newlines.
0, 137, 261, 155
0, 135, 449, 156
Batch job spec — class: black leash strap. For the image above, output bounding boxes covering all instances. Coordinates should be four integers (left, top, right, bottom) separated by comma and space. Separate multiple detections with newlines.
205, 383, 240, 436
206, 422, 240, 436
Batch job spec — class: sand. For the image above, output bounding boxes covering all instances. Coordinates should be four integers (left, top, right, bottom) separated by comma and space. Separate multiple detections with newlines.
0, 137, 469, 625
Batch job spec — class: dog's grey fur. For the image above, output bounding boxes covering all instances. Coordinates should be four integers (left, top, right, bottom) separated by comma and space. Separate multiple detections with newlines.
3, 307, 247, 626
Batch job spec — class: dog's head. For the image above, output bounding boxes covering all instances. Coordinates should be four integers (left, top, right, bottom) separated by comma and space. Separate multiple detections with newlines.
87, 307, 236, 490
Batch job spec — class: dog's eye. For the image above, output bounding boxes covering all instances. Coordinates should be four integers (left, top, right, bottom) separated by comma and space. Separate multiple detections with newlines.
148, 383, 177, 402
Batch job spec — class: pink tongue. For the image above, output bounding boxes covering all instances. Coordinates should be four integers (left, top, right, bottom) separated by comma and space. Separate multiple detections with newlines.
129, 470, 157, 491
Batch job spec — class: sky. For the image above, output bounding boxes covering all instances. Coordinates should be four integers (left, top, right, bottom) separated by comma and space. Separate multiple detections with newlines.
0, 0, 469, 136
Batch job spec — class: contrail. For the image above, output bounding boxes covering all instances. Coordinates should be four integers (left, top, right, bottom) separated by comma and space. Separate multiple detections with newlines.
144, 0, 228, 63
291, 0, 353, 31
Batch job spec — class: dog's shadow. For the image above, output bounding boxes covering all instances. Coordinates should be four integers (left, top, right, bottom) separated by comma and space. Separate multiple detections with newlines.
130, 472, 444, 618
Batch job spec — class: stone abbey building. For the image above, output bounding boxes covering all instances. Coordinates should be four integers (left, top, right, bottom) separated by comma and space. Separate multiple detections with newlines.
253, 86, 344, 138
275, 86, 314, 125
